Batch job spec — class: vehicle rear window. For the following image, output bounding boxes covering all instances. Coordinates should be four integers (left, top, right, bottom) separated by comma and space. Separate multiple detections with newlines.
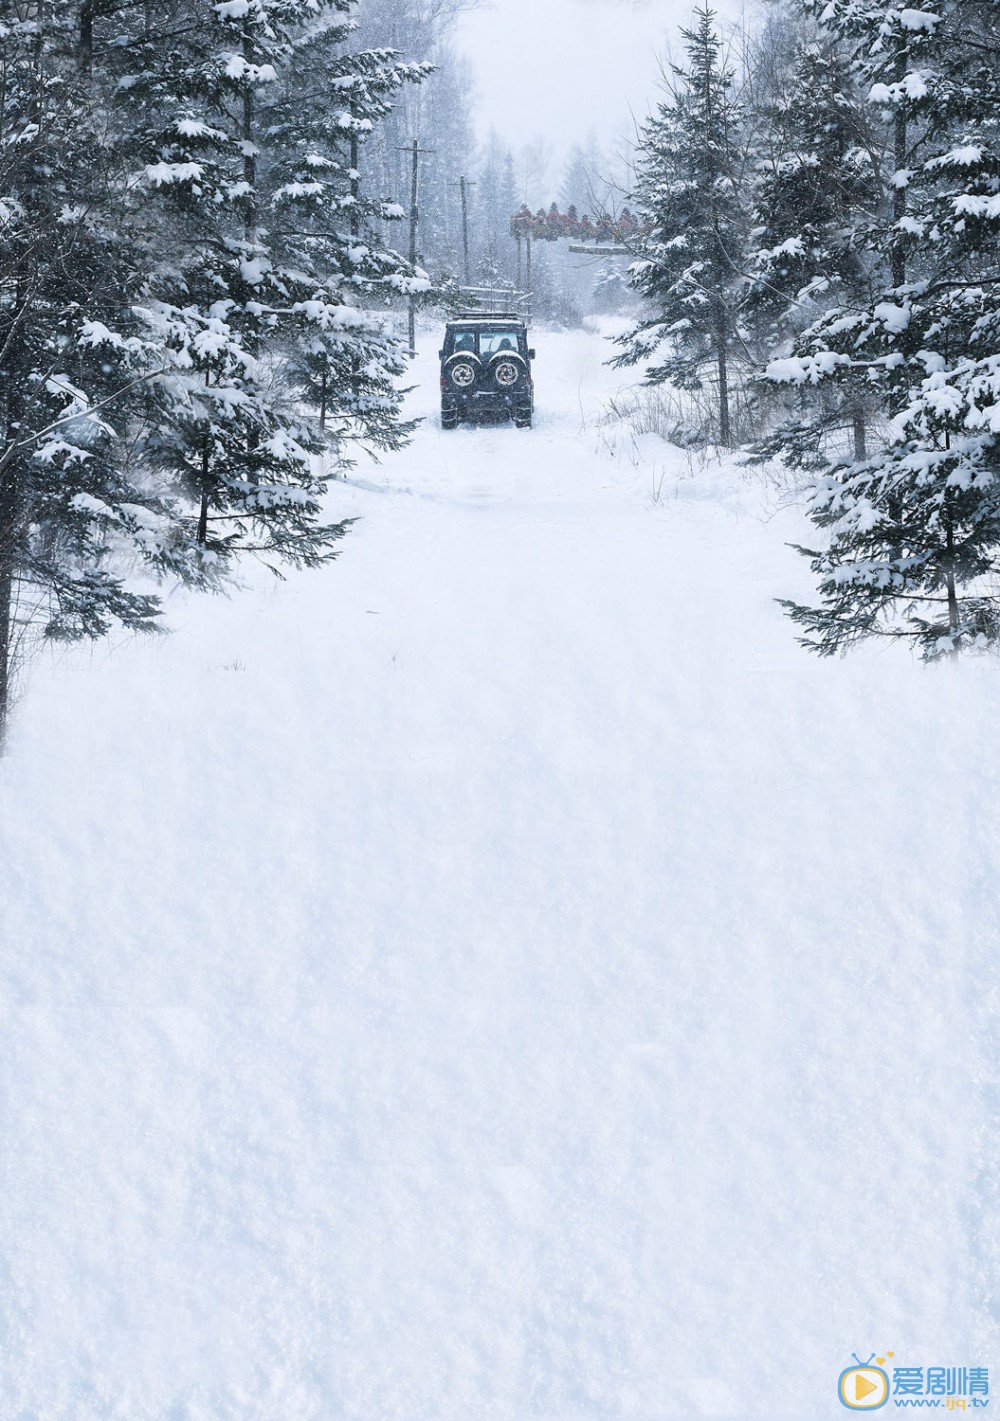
479, 331, 520, 356
449, 328, 521, 356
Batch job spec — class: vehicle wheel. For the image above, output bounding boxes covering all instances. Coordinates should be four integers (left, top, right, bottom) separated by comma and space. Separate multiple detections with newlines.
442, 409, 458, 430
514, 414, 532, 429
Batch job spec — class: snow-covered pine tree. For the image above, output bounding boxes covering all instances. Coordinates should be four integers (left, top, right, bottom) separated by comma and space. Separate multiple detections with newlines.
770, 0, 1000, 656
0, 0, 433, 747
743, 35, 879, 459
268, 22, 433, 444
612, 5, 747, 446
0, 2, 208, 750
115, 0, 429, 572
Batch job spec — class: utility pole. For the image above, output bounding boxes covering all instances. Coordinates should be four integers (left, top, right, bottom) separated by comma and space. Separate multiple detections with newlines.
398, 139, 434, 356
459, 175, 475, 286
526, 232, 532, 323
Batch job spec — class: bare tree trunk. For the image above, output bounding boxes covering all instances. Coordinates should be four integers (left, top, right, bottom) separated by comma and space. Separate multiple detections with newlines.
945, 518, 960, 656
0, 490, 15, 755
716, 311, 731, 448
80, 0, 94, 73
196, 364, 212, 544
350, 125, 360, 240
408, 137, 418, 356
197, 427, 210, 544
0, 256, 28, 753
0, 356, 23, 753
242, 25, 256, 243
852, 407, 867, 461
891, 41, 908, 289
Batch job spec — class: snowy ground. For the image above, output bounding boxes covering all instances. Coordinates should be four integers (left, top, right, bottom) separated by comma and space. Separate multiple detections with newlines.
0, 324, 995, 1420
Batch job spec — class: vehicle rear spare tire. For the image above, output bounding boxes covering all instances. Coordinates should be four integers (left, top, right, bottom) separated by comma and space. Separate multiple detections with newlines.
489, 352, 527, 390
444, 353, 481, 391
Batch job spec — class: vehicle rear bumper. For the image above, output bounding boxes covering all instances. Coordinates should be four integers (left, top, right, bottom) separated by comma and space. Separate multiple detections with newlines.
442, 392, 532, 415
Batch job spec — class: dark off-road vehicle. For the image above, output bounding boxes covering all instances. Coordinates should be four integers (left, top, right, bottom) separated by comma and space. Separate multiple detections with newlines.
439, 312, 535, 429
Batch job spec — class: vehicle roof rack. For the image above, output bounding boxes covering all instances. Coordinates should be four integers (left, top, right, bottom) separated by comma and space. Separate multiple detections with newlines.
450, 310, 523, 321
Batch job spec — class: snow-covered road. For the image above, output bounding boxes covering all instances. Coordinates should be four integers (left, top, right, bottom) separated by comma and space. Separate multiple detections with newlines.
0, 326, 994, 1420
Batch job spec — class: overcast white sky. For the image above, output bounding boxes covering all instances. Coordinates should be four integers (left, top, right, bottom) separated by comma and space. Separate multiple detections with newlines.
452, 0, 746, 163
